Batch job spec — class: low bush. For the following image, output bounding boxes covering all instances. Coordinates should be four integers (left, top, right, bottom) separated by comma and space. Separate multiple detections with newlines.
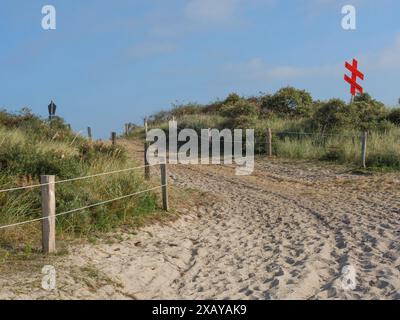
140, 87, 400, 169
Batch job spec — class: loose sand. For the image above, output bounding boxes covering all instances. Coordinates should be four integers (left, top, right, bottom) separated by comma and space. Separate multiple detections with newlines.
0, 141, 399, 299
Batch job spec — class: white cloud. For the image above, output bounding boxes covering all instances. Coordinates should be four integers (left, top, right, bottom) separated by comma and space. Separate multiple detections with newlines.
183, 0, 275, 24
224, 32, 400, 83
140, 0, 276, 38
374, 33, 400, 69
183, 0, 371, 24
224, 58, 341, 81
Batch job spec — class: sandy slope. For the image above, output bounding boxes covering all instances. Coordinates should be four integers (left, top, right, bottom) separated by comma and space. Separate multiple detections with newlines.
1, 141, 399, 300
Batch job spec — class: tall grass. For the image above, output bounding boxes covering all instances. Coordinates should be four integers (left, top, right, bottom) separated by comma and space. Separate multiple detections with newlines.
138, 112, 400, 169
272, 129, 400, 168
366, 131, 400, 168
0, 112, 158, 252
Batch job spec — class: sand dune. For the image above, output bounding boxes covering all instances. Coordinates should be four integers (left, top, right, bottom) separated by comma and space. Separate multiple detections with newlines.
1, 143, 399, 300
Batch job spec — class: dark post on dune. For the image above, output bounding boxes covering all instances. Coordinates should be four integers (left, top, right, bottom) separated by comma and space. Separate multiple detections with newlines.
144, 118, 150, 180
87, 127, 92, 141
48, 100, 57, 121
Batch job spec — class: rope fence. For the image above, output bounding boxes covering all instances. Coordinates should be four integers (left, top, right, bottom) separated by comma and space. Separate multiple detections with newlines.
0, 123, 374, 254
0, 156, 169, 254
275, 131, 361, 138
145, 119, 370, 168
0, 164, 156, 194
0, 186, 164, 230
180, 128, 366, 160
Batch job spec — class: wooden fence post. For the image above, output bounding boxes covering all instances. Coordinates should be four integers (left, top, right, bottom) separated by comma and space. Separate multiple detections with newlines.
41, 175, 56, 254
87, 127, 92, 141
160, 158, 169, 211
125, 123, 132, 136
111, 132, 117, 145
266, 128, 272, 157
361, 131, 368, 168
144, 118, 150, 180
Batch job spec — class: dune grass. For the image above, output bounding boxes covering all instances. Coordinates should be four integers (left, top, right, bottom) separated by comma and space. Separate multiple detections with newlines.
270, 128, 400, 169
134, 112, 400, 170
0, 111, 158, 255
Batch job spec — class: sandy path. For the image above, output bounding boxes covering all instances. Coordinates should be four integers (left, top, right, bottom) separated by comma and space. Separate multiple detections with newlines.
1, 141, 399, 300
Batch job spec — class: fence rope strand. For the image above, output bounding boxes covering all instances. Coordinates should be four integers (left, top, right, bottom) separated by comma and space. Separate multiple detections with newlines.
276, 131, 360, 138
0, 185, 163, 230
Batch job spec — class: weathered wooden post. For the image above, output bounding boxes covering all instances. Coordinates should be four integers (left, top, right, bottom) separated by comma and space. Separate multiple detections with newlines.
87, 127, 92, 141
144, 118, 150, 180
361, 131, 368, 168
124, 123, 129, 136
41, 175, 56, 254
266, 128, 272, 157
160, 158, 169, 211
111, 132, 117, 145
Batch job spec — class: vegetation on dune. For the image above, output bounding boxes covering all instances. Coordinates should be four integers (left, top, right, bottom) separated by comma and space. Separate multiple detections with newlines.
0, 109, 157, 254
137, 87, 400, 169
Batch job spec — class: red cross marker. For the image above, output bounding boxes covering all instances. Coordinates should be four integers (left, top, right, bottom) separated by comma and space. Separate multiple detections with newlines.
344, 59, 364, 96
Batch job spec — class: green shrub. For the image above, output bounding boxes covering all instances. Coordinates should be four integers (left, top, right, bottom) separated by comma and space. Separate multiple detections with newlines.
171, 103, 203, 117
224, 93, 242, 105
261, 87, 313, 117
352, 94, 388, 130
226, 115, 258, 129
219, 100, 259, 118
145, 87, 400, 170
387, 108, 400, 125
312, 99, 351, 130
178, 114, 226, 132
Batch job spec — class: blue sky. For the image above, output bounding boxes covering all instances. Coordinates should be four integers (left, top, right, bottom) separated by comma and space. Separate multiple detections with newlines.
1, 0, 399, 138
